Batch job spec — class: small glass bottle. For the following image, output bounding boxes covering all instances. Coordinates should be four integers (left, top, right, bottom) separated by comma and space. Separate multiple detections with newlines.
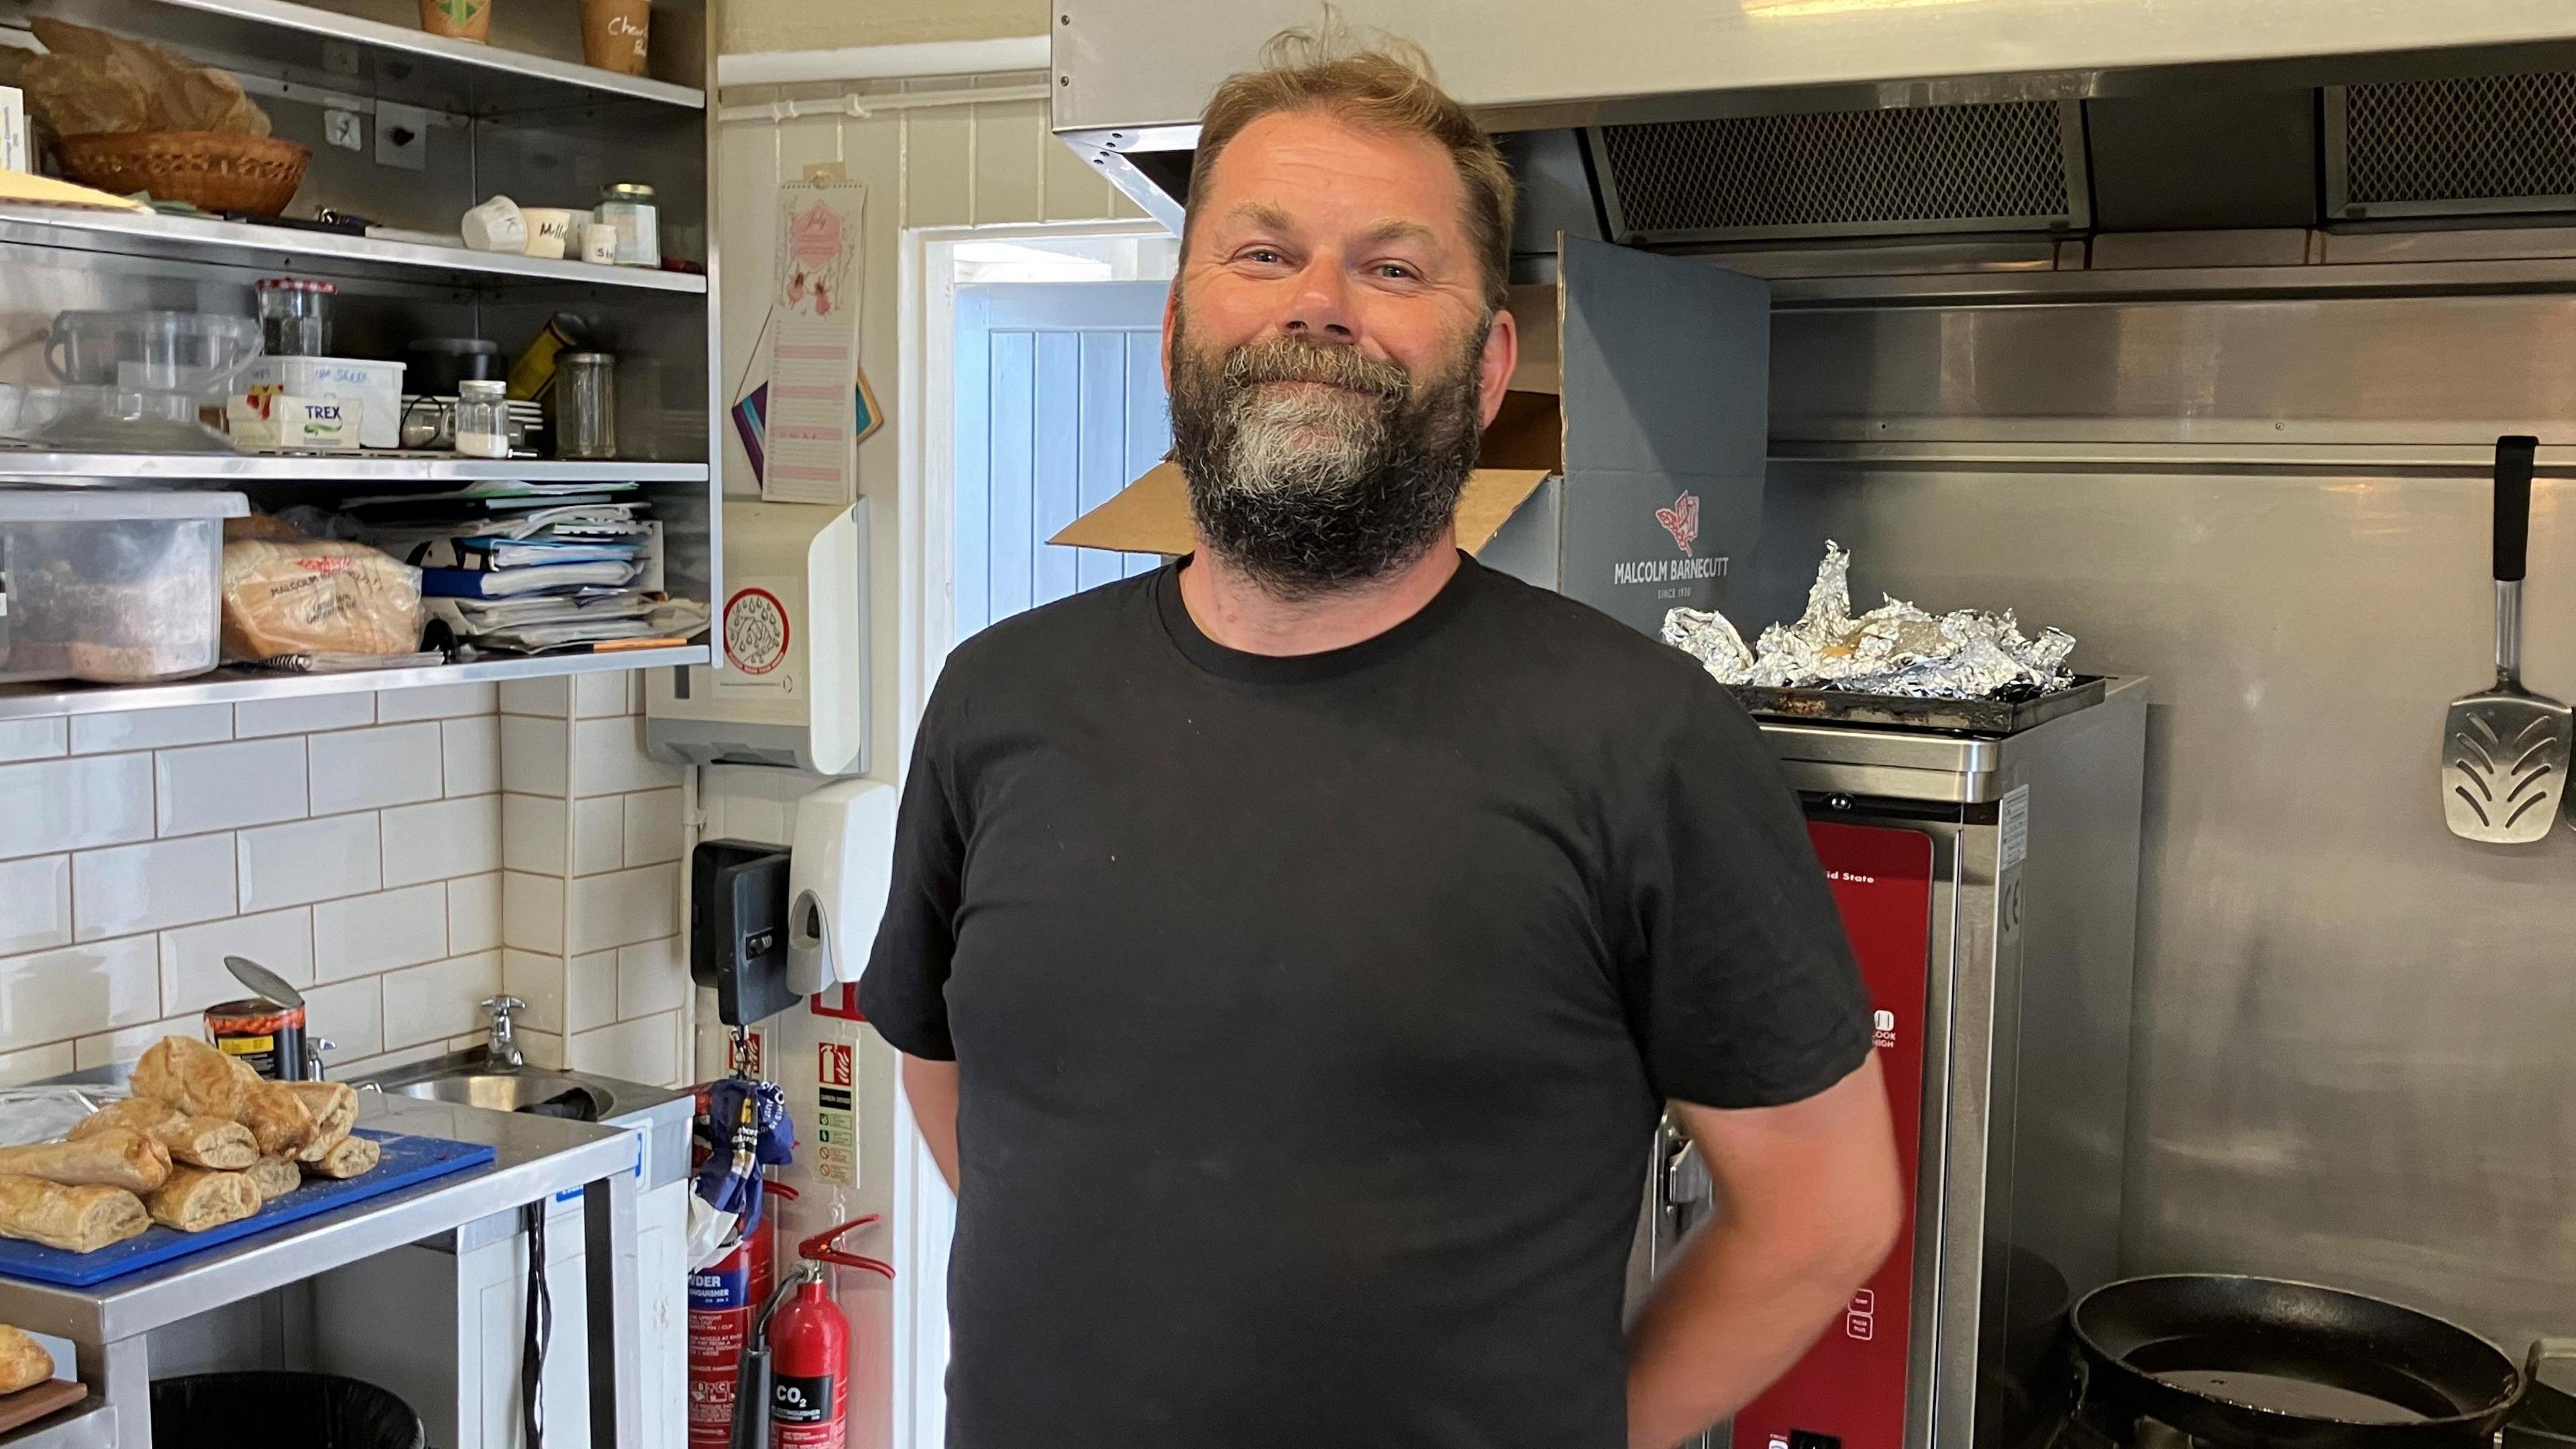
555, 351, 618, 460
596, 182, 660, 268
256, 277, 335, 356
454, 378, 510, 458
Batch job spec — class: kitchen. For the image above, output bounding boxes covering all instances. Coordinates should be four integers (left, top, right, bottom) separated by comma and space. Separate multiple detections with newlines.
5, 1, 2576, 1449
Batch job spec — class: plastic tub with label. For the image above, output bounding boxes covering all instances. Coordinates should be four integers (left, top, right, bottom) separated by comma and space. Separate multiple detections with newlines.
0, 489, 248, 685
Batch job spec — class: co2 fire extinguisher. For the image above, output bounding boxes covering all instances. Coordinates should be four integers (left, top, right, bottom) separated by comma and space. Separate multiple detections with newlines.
727, 1218, 889, 1449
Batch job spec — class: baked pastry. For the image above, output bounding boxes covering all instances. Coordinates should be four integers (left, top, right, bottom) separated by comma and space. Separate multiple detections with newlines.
0, 1325, 54, 1394
0, 1128, 170, 1193
280, 1082, 358, 1163
131, 1038, 248, 1119
0, 1175, 150, 1253
68, 1099, 256, 1171
143, 1167, 262, 1233
236, 1079, 315, 1158
244, 1157, 301, 1203
301, 1134, 379, 1181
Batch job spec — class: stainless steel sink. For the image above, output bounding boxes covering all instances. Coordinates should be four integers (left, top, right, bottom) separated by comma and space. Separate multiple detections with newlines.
383, 1071, 615, 1121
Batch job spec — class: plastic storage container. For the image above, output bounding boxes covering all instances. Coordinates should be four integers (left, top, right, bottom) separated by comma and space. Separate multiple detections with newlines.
0, 490, 248, 685
46, 311, 262, 395
237, 357, 407, 449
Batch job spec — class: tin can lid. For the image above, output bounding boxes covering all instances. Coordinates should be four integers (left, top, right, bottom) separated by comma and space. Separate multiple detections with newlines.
258, 277, 338, 294
602, 182, 656, 201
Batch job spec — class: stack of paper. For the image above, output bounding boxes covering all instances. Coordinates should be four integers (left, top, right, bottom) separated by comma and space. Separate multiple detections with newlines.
347, 482, 708, 653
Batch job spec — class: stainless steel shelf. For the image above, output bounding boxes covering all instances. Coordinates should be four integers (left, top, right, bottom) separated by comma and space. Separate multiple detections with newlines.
0, 645, 706, 720
0, 204, 709, 292
0, 450, 709, 482
3, 0, 705, 115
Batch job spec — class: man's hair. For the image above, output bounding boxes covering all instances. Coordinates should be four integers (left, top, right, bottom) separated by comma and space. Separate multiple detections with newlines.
1184, 22, 1516, 313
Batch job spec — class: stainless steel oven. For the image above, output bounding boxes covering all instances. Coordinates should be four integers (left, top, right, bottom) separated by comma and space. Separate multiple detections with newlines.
1634, 678, 2148, 1449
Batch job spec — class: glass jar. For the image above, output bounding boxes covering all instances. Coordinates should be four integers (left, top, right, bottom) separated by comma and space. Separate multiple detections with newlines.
454, 378, 511, 458
256, 278, 334, 357
596, 183, 660, 268
555, 351, 617, 460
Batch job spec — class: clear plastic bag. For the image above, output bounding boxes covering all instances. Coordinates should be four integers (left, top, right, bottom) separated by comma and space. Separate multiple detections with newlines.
220, 519, 425, 663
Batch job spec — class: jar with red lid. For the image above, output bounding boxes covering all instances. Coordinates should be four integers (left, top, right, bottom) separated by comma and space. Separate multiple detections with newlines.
256, 277, 335, 358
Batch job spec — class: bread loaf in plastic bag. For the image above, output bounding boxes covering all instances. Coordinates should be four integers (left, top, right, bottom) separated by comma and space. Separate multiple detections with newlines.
220, 523, 423, 661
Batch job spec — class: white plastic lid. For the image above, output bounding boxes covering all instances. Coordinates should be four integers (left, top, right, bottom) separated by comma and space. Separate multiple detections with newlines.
0, 488, 251, 522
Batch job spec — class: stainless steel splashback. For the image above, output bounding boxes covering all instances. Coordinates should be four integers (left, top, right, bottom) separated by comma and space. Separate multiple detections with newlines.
1757, 274, 2576, 1352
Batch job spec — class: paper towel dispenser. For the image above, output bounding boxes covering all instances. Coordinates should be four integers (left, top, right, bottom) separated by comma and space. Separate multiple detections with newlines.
648, 498, 869, 776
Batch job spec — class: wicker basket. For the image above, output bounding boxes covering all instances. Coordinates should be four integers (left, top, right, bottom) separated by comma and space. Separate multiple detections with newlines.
54, 131, 311, 217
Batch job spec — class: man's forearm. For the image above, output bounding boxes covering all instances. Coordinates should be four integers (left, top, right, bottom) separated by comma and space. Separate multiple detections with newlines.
1624, 1207, 1881, 1449
900, 1054, 962, 1193
1627, 1065, 1904, 1449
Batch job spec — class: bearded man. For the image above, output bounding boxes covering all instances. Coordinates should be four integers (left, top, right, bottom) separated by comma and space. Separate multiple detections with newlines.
861, 29, 1902, 1449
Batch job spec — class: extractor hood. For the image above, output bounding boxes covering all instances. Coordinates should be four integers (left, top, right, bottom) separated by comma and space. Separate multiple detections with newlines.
1053, 0, 2576, 251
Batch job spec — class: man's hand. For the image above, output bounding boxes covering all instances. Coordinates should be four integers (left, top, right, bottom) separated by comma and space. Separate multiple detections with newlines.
1626, 1055, 1904, 1449
900, 1053, 962, 1194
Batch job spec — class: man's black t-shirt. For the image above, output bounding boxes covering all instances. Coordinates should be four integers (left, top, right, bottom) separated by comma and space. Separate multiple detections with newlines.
861, 555, 1870, 1449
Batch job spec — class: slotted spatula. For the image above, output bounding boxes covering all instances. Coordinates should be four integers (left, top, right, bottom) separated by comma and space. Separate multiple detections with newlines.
2444, 435, 2569, 843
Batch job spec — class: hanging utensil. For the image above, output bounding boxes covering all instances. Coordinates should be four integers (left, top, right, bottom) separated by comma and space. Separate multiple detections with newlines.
2444, 436, 2569, 843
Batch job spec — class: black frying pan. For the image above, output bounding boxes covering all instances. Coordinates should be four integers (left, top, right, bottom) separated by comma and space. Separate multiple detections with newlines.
2068, 1275, 2524, 1449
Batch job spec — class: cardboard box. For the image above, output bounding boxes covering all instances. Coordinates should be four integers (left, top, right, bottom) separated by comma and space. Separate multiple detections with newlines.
0, 86, 25, 172
1052, 236, 1769, 636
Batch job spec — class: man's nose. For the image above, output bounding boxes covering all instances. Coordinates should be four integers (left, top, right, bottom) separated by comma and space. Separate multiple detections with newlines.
1279, 256, 1356, 342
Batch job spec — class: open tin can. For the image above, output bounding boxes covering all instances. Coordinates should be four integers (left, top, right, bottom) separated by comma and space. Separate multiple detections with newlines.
205, 998, 306, 1081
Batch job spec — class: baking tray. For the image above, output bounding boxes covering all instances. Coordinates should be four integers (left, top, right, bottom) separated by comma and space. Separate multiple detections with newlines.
1729, 676, 2110, 735
0, 1128, 496, 1288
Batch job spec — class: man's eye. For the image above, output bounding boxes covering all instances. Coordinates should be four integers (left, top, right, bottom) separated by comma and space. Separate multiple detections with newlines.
1242, 248, 1286, 265
1377, 264, 1416, 280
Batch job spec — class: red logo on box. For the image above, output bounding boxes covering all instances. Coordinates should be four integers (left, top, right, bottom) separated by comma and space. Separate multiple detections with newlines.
1655, 491, 1700, 555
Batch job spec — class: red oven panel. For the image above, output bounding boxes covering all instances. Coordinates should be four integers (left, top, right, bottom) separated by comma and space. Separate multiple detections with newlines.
1729, 822, 1934, 1449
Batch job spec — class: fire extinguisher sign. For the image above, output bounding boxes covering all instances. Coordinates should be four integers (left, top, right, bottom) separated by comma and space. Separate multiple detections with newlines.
815, 1042, 858, 1185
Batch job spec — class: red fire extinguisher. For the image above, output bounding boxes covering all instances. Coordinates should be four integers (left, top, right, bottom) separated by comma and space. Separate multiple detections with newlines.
688, 1181, 796, 1449
728, 1218, 889, 1449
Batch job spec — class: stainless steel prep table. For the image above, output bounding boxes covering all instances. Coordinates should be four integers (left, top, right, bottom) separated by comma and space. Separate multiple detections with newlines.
0, 1094, 647, 1449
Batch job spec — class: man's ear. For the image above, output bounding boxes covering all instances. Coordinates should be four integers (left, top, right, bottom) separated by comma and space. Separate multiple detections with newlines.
1476, 303, 1520, 428
1161, 285, 1180, 393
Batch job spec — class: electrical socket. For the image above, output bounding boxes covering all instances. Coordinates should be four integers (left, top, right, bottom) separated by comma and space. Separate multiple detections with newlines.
375, 101, 428, 171
323, 109, 364, 153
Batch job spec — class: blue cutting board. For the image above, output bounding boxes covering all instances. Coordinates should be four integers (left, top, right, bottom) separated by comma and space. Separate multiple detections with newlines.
0, 1129, 497, 1288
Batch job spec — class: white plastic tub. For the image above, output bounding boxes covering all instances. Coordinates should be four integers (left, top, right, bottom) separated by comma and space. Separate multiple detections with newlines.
0, 489, 249, 685
237, 357, 407, 449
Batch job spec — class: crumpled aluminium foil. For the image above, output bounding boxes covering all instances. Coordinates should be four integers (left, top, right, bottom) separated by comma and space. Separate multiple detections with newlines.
1662, 542, 2076, 699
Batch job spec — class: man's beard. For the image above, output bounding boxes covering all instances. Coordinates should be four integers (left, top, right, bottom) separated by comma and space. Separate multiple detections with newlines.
1167, 309, 1487, 600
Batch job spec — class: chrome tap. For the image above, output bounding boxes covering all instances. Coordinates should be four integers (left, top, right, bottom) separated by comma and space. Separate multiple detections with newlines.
481, 996, 528, 1069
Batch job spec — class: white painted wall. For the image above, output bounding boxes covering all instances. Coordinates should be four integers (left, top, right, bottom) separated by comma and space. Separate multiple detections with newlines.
718, 0, 1044, 64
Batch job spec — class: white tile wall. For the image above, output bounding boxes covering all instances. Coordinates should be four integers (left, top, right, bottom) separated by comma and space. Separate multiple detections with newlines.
0, 718, 66, 764
0, 676, 691, 1086
0, 855, 72, 956
382, 795, 502, 886
237, 813, 381, 912
310, 723, 445, 815
72, 834, 236, 941
157, 737, 309, 835
442, 716, 501, 796
71, 703, 233, 754
312, 883, 449, 981
0, 753, 154, 858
